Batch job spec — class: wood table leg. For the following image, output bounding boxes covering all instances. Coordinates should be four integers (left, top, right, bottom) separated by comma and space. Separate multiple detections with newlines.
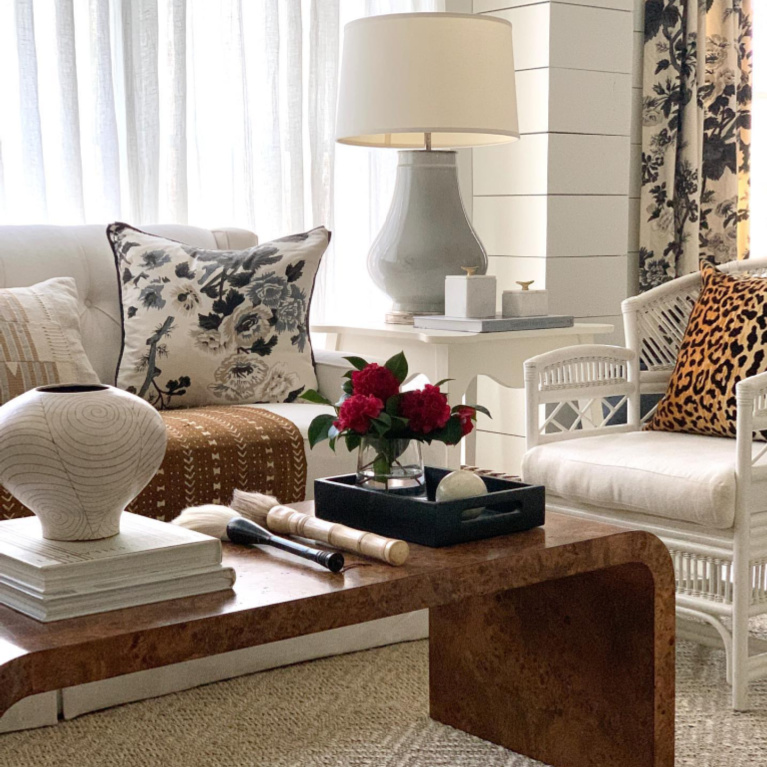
429, 562, 674, 767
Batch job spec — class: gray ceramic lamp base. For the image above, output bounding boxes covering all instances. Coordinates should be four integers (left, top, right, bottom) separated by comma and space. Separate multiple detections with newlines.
368, 150, 487, 323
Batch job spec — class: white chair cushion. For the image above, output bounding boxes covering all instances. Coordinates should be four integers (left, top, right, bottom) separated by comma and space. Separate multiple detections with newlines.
521, 430, 751, 529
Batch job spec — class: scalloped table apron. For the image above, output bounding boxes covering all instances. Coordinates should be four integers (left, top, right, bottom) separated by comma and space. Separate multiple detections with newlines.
0, 406, 307, 522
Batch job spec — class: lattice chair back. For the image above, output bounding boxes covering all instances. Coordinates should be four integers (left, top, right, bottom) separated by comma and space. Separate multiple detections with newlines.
524, 345, 638, 445
622, 258, 767, 425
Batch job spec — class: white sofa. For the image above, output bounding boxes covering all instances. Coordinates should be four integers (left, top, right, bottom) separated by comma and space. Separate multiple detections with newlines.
0, 224, 359, 498
0, 224, 427, 732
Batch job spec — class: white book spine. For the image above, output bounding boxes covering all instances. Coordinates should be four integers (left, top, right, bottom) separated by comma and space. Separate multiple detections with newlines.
0, 566, 236, 622
0, 513, 223, 593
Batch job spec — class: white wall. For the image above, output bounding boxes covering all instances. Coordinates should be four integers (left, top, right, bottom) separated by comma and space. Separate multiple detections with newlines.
446, 0, 475, 213
469, 0, 636, 473
629, 0, 644, 296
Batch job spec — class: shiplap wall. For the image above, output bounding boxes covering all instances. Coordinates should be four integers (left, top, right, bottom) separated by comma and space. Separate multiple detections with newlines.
470, 0, 636, 472
629, 0, 644, 295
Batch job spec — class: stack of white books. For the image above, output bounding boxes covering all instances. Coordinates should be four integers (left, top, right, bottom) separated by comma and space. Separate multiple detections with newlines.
413, 314, 574, 333
0, 512, 235, 622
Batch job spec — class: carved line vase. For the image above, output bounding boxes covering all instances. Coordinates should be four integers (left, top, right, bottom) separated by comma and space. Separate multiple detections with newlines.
0, 384, 167, 541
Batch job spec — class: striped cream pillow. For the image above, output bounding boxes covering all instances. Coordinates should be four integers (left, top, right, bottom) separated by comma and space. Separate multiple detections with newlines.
0, 277, 100, 403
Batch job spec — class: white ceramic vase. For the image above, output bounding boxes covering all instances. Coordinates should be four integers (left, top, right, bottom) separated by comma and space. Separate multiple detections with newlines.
0, 384, 167, 541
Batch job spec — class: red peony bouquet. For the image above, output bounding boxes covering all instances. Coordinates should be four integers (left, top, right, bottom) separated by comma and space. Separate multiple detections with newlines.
300, 352, 489, 452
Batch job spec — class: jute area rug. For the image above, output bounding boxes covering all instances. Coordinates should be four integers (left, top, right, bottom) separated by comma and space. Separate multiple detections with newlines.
2, 637, 767, 767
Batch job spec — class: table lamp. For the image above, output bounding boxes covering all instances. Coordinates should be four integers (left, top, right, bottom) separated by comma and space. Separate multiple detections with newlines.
335, 12, 519, 324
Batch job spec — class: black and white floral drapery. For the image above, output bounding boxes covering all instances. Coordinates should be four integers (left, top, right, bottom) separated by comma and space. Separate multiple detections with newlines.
640, 0, 752, 291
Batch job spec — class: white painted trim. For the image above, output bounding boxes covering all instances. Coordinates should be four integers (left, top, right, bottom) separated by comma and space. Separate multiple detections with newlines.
62, 612, 429, 720
0, 692, 59, 734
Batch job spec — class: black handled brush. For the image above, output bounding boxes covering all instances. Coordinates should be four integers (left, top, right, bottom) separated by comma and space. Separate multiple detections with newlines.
172, 504, 344, 573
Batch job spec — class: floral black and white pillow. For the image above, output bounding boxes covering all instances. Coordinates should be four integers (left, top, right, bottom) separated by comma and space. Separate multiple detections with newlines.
107, 223, 329, 410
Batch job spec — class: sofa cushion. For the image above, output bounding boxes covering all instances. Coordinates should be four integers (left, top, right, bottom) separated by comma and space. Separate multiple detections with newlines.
521, 430, 752, 529
243, 403, 357, 496
0, 402, 355, 521
242, 402, 335, 438
0, 404, 309, 523
128, 405, 309, 521
0, 277, 99, 403
107, 223, 329, 409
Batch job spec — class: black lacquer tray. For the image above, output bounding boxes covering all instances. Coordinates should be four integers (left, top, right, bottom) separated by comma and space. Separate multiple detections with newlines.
314, 467, 545, 548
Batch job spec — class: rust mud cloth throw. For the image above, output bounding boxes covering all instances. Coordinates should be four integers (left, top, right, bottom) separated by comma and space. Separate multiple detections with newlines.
0, 406, 307, 523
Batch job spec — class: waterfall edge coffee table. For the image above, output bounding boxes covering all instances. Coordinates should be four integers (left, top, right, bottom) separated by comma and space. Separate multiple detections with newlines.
0, 506, 675, 767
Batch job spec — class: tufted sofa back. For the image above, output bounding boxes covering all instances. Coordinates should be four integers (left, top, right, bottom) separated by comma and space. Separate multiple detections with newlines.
0, 224, 258, 384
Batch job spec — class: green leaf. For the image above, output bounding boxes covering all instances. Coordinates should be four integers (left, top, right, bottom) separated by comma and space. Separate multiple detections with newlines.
369, 412, 392, 438
307, 414, 336, 448
434, 378, 453, 388
373, 454, 391, 479
328, 436, 337, 453
430, 416, 464, 446
470, 404, 491, 418
342, 380, 353, 396
345, 432, 362, 452
386, 415, 409, 439
343, 356, 368, 371
300, 389, 333, 407
384, 351, 408, 383
372, 419, 389, 437
385, 394, 402, 416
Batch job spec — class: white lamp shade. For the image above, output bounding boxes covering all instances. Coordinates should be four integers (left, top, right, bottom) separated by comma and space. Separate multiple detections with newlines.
335, 13, 519, 149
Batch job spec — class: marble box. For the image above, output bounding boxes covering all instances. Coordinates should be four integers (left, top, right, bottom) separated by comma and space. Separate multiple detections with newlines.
445, 275, 496, 318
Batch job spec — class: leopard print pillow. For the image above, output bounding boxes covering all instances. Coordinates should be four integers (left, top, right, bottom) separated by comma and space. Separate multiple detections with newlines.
646, 263, 767, 439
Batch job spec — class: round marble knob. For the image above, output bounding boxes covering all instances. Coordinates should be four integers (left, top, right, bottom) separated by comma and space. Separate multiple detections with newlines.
436, 470, 488, 520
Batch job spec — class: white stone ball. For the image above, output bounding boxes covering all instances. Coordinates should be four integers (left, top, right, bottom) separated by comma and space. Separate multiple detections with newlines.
435, 470, 488, 520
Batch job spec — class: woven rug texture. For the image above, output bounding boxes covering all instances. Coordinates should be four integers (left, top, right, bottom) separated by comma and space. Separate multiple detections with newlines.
1, 635, 766, 767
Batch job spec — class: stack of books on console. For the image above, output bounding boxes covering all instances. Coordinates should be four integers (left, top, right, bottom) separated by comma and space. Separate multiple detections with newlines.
414, 314, 574, 333
0, 512, 235, 622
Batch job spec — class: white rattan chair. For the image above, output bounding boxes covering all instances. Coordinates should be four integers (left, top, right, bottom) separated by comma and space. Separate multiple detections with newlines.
523, 258, 767, 710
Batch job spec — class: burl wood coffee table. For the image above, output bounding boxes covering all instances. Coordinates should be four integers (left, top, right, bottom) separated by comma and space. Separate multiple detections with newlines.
0, 505, 674, 767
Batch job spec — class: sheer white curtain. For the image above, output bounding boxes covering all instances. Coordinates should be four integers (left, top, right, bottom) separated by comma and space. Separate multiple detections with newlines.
315, 0, 440, 323
0, 0, 438, 323
0, 0, 336, 237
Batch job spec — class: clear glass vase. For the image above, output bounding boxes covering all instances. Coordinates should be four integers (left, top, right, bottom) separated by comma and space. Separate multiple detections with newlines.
356, 436, 425, 495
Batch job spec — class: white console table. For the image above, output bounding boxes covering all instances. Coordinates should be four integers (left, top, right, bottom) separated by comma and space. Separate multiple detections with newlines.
313, 321, 614, 470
